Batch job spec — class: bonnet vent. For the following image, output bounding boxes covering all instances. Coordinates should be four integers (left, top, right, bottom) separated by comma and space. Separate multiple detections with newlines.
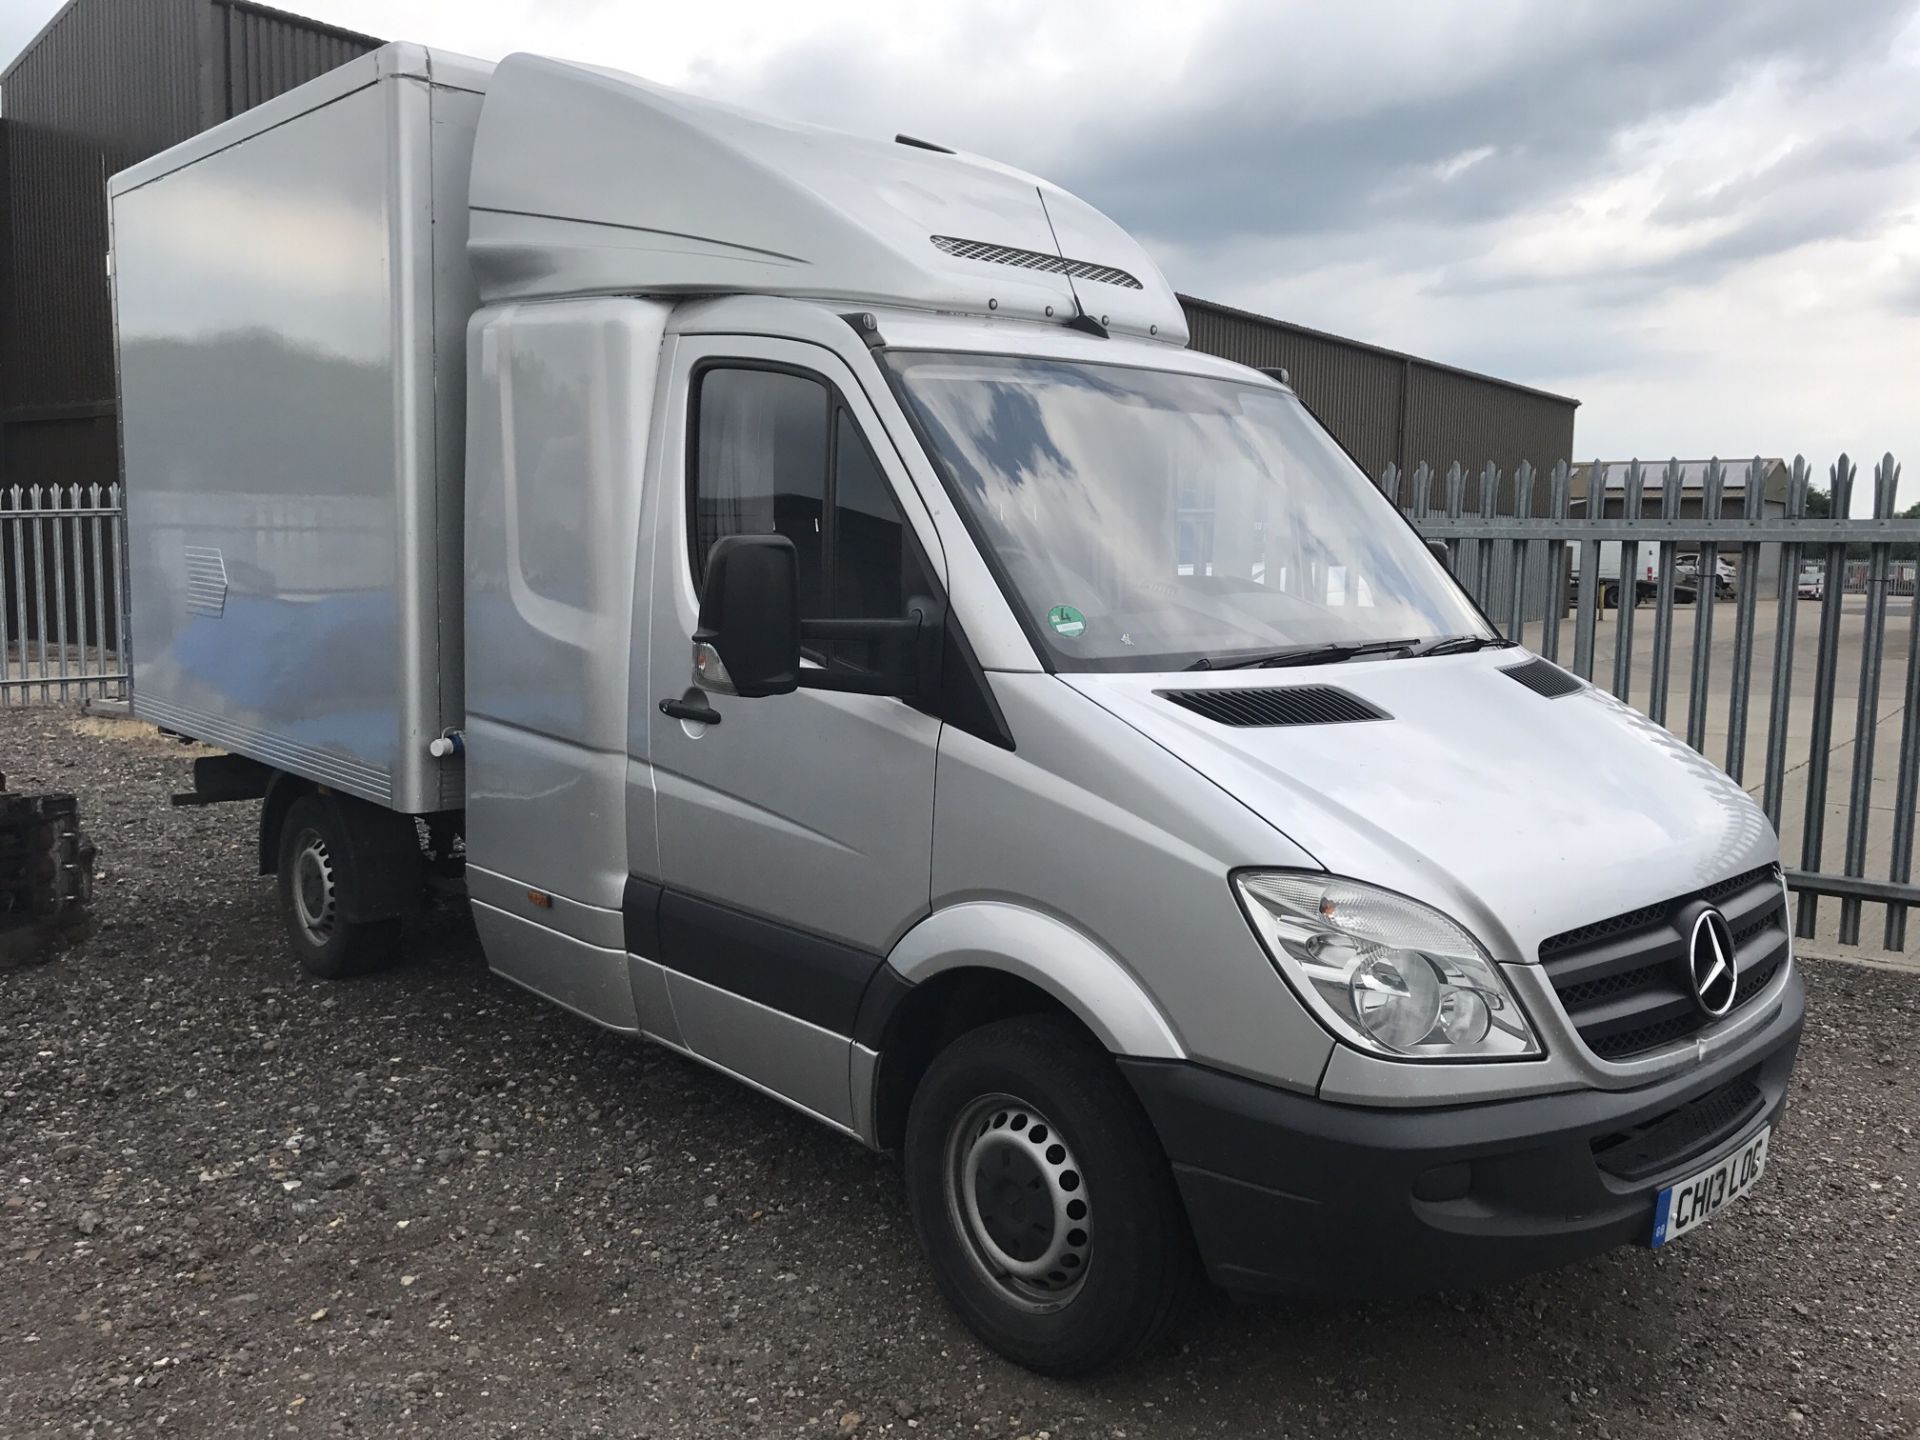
1159, 686, 1390, 728
1500, 656, 1584, 698
930, 235, 1144, 289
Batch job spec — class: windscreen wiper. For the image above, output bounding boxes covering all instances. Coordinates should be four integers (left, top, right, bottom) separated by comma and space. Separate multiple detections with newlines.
1186, 638, 1420, 670
1412, 634, 1517, 658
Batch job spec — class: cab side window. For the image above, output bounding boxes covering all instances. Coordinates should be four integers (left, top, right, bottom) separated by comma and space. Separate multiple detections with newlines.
692, 367, 828, 619
691, 365, 930, 670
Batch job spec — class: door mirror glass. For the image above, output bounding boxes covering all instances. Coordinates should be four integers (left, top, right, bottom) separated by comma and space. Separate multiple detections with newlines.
1425, 538, 1451, 571
694, 534, 802, 698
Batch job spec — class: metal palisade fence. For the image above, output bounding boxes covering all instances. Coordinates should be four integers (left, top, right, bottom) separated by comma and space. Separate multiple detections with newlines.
1385, 453, 1919, 951
1, 483, 129, 707
5, 458, 1920, 954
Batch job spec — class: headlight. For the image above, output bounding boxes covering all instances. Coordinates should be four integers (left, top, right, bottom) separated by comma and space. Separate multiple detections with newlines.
1233, 872, 1540, 1061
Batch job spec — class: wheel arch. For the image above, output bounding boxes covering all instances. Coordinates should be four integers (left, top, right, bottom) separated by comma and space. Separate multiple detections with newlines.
258, 771, 316, 876
861, 902, 1185, 1150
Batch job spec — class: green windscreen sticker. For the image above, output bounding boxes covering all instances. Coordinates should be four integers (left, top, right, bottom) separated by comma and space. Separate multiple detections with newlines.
1046, 604, 1087, 639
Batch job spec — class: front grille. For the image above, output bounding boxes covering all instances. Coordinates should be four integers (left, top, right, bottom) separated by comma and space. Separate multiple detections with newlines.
1158, 685, 1389, 728
1540, 864, 1787, 1062
1591, 1073, 1765, 1182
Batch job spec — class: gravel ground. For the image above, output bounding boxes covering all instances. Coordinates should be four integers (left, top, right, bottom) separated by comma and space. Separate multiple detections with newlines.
2, 706, 1917, 1439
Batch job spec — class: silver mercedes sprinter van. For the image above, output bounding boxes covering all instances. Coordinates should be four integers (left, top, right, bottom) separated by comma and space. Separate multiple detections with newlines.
111, 44, 1802, 1375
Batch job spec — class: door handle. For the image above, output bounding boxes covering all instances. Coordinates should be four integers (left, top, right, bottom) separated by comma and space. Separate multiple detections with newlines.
660, 690, 722, 725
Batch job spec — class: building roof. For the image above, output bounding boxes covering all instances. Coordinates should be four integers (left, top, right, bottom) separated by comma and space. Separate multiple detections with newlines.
1177, 293, 1581, 409
3, 0, 381, 84
1571, 459, 1791, 509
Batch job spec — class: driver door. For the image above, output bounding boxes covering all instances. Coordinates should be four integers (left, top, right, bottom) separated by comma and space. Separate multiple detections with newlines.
641, 336, 945, 1129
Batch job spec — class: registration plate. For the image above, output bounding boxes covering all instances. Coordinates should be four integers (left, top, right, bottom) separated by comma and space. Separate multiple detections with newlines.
1651, 1126, 1769, 1248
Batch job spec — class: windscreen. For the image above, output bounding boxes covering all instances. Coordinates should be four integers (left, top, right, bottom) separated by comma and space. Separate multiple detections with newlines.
884, 352, 1490, 671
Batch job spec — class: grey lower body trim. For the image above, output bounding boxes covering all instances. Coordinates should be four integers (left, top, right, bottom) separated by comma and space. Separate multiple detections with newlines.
473, 900, 639, 1034
849, 1043, 881, 1148
665, 968, 857, 1132
646, 1035, 862, 1142
626, 954, 685, 1049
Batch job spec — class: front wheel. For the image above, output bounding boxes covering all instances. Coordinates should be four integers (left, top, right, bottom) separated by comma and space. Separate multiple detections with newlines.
904, 1016, 1195, 1375
1601, 583, 1621, 608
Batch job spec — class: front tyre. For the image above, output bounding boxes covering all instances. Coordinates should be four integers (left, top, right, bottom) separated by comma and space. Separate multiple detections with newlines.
904, 1016, 1194, 1375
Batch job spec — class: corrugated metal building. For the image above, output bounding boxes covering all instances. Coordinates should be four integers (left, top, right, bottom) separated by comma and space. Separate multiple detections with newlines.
1181, 295, 1580, 488
0, 0, 379, 492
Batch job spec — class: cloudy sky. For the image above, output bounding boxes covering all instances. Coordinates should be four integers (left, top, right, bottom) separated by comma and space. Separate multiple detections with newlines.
5, 0, 1918, 501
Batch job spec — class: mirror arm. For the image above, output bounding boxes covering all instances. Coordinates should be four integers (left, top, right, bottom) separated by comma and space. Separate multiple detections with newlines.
798, 617, 925, 642
791, 610, 938, 699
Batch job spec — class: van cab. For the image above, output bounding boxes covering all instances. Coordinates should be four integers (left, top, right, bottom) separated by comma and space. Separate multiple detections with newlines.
112, 46, 1804, 1375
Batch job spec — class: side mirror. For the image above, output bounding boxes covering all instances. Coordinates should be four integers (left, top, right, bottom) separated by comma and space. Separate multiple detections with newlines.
693, 535, 801, 698
1425, 538, 1451, 571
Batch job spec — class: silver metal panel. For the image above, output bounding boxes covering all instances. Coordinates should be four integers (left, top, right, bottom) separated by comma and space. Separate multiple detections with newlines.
113, 54, 488, 813
665, 969, 856, 1132
466, 864, 624, 949
461, 298, 670, 921
465, 53, 1185, 344
930, 672, 1334, 1090
643, 333, 942, 955
463, 715, 633, 919
886, 903, 1183, 1060
109, 45, 492, 195
1066, 655, 1776, 975
472, 899, 640, 1034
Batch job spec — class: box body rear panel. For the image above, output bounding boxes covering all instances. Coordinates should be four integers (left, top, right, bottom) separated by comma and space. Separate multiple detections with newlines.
112, 47, 486, 812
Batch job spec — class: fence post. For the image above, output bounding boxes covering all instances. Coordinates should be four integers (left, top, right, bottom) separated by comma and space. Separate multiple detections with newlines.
1541, 461, 1570, 665
1797, 454, 1857, 939
1837, 454, 1901, 943
1647, 459, 1683, 725
1507, 461, 1535, 644
1723, 457, 1766, 782
1888, 457, 1920, 947
1572, 461, 1602, 679
1611, 460, 1645, 701
1685, 458, 1725, 753
1762, 458, 1810, 827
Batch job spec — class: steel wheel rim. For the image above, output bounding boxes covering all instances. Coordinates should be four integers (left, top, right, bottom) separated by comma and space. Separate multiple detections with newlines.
292, 829, 337, 946
943, 1092, 1091, 1313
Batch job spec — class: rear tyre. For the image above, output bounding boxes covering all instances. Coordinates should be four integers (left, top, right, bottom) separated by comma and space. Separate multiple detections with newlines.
276, 794, 403, 979
904, 1016, 1195, 1376
1601, 583, 1621, 608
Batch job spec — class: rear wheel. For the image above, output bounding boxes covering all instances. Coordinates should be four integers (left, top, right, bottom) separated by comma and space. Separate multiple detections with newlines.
1601, 583, 1621, 608
276, 794, 403, 979
904, 1016, 1194, 1375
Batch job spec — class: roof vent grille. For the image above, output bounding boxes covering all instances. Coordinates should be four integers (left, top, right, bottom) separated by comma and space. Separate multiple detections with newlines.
1158, 685, 1390, 728
930, 235, 1143, 290
1500, 657, 1585, 699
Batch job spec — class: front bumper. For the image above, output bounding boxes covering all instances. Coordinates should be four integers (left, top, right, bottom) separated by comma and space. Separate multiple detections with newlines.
1120, 967, 1804, 1297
